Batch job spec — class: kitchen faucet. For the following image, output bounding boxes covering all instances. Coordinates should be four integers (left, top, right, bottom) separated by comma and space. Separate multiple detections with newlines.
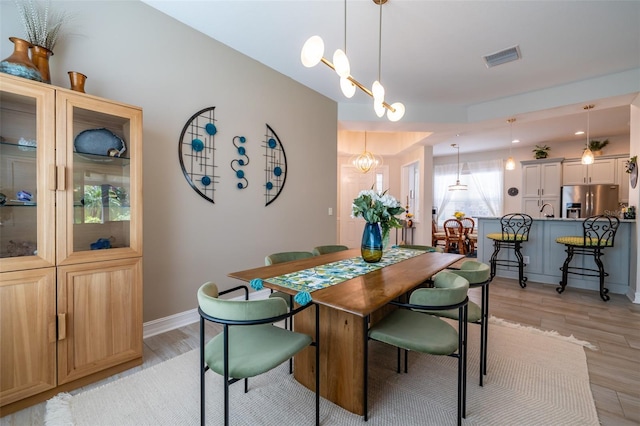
540, 203, 554, 218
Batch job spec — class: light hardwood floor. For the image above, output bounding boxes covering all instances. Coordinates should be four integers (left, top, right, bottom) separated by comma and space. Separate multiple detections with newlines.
1, 276, 639, 425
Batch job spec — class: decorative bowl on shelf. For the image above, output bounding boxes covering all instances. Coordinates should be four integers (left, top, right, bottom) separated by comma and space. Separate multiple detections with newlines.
74, 128, 126, 157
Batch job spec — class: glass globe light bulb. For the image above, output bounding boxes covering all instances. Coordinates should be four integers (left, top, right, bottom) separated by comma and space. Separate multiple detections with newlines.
332, 49, 350, 78
301, 36, 324, 68
340, 77, 356, 98
387, 102, 405, 122
372, 80, 385, 103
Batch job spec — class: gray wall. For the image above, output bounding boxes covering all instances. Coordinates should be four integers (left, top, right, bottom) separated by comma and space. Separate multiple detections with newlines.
1, 0, 338, 321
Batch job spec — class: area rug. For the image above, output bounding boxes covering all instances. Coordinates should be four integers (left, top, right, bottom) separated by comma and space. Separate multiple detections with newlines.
45, 318, 599, 426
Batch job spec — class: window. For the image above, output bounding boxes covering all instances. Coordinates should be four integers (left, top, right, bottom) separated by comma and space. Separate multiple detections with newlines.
433, 159, 503, 225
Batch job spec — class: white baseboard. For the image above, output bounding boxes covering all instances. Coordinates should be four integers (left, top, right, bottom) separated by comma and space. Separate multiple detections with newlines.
143, 288, 271, 339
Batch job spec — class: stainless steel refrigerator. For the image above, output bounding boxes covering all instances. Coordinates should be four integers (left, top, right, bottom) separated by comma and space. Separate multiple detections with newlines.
561, 184, 619, 218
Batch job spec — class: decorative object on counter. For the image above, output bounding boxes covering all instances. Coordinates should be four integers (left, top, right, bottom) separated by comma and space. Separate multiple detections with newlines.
16, 190, 32, 202
454, 211, 465, 220
14, 0, 68, 84
532, 144, 550, 159
178, 106, 218, 204
74, 128, 126, 157
623, 206, 635, 220
587, 139, 609, 156
580, 105, 595, 165
0, 193, 6, 205
263, 124, 287, 206
625, 155, 637, 188
352, 188, 405, 262
230, 135, 249, 189
68, 71, 87, 92
0, 37, 43, 82
7, 239, 37, 257
404, 196, 413, 227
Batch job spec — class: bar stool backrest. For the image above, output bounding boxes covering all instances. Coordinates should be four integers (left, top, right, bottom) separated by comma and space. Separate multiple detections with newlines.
499, 213, 533, 241
583, 215, 620, 247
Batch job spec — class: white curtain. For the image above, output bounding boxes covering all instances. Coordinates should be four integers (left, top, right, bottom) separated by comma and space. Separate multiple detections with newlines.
467, 159, 503, 216
433, 163, 459, 222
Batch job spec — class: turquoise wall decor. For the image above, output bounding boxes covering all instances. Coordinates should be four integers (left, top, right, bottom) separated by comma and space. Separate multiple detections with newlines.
231, 135, 249, 189
178, 107, 219, 203
263, 124, 287, 206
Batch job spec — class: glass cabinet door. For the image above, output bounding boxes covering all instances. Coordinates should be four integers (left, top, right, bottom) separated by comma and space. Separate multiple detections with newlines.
56, 92, 142, 264
0, 75, 56, 272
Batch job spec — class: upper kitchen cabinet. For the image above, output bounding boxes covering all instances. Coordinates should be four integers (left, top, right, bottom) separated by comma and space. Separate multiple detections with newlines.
562, 157, 617, 185
521, 158, 563, 217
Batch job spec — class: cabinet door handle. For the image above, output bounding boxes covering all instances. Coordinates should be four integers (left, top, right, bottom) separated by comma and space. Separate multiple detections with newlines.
57, 165, 66, 190
57, 313, 66, 340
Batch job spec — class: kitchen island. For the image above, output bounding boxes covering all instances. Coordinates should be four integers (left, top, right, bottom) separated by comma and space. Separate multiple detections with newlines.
477, 217, 635, 298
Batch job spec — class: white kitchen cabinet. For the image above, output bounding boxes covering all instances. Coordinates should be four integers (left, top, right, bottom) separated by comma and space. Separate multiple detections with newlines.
521, 158, 563, 217
615, 157, 630, 203
562, 157, 616, 185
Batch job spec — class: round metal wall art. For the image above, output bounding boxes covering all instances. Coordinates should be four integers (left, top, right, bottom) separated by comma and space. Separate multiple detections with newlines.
178, 107, 219, 204
263, 124, 287, 206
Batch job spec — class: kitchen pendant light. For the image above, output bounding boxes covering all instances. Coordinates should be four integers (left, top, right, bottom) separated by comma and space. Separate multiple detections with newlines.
581, 104, 595, 165
300, 0, 404, 121
505, 118, 516, 170
448, 143, 467, 191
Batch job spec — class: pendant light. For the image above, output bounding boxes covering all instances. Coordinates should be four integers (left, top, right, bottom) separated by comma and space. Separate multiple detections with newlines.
505, 118, 516, 170
300, 0, 405, 121
351, 131, 383, 174
581, 104, 595, 165
448, 143, 467, 191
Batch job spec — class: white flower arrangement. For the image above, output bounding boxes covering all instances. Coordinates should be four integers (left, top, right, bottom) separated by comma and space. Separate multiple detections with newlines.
351, 189, 405, 244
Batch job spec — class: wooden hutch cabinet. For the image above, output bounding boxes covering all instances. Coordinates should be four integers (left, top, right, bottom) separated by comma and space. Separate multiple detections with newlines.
0, 73, 143, 414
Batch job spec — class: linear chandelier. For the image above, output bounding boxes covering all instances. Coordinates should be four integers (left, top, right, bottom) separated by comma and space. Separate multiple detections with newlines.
300, 0, 405, 122
581, 104, 595, 165
449, 143, 467, 191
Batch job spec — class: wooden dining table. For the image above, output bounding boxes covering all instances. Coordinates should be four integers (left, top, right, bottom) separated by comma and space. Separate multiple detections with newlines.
228, 248, 464, 415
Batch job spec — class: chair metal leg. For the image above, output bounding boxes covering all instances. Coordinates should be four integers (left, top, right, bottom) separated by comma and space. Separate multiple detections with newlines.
557, 245, 574, 294
200, 317, 206, 426
513, 242, 527, 288
593, 249, 611, 301
315, 304, 320, 426
288, 295, 294, 374
223, 324, 230, 426
489, 241, 500, 280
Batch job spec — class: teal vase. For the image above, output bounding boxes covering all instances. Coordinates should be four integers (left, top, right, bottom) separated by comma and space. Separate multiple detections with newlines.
361, 222, 383, 263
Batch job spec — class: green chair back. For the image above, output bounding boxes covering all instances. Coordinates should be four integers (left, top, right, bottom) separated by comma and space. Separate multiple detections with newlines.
312, 245, 349, 256
265, 251, 314, 265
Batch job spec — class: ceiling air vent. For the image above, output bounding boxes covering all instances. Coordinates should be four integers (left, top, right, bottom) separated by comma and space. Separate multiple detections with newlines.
483, 45, 522, 68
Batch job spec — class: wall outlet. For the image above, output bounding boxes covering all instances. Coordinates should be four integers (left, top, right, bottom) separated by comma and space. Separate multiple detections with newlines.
328, 207, 333, 216
523, 256, 530, 264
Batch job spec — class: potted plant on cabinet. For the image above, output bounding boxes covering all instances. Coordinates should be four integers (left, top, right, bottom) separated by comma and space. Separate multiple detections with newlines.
588, 139, 609, 156
532, 144, 550, 159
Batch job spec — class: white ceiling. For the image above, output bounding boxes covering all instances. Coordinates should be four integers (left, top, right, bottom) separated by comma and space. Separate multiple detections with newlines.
141, 0, 640, 156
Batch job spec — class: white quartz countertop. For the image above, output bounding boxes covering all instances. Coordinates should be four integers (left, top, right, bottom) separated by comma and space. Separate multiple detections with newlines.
476, 216, 636, 223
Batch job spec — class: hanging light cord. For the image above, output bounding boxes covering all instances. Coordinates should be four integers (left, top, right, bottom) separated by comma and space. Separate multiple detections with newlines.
343, 0, 347, 53
378, 0, 382, 82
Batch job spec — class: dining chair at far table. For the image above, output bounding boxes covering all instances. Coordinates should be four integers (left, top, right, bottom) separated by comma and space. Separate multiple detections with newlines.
312, 244, 349, 256
460, 217, 477, 254
197, 281, 320, 426
432, 220, 447, 249
444, 219, 466, 255
364, 270, 469, 426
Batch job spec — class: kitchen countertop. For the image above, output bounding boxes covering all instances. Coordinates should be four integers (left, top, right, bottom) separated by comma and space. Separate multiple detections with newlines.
476, 216, 636, 223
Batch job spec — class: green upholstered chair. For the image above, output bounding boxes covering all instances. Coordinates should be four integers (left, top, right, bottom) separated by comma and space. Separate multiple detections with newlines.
265, 251, 315, 372
311, 244, 349, 256
198, 282, 319, 426
432, 261, 492, 386
556, 215, 620, 301
364, 270, 469, 425
486, 213, 533, 288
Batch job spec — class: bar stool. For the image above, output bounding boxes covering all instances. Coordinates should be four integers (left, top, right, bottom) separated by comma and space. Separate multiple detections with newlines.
555, 215, 620, 301
486, 213, 532, 288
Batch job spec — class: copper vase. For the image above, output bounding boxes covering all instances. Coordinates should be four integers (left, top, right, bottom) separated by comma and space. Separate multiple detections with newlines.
30, 44, 53, 84
68, 71, 87, 93
0, 37, 43, 82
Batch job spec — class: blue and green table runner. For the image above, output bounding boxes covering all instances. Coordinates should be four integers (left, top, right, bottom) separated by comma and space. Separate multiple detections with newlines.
250, 247, 433, 305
